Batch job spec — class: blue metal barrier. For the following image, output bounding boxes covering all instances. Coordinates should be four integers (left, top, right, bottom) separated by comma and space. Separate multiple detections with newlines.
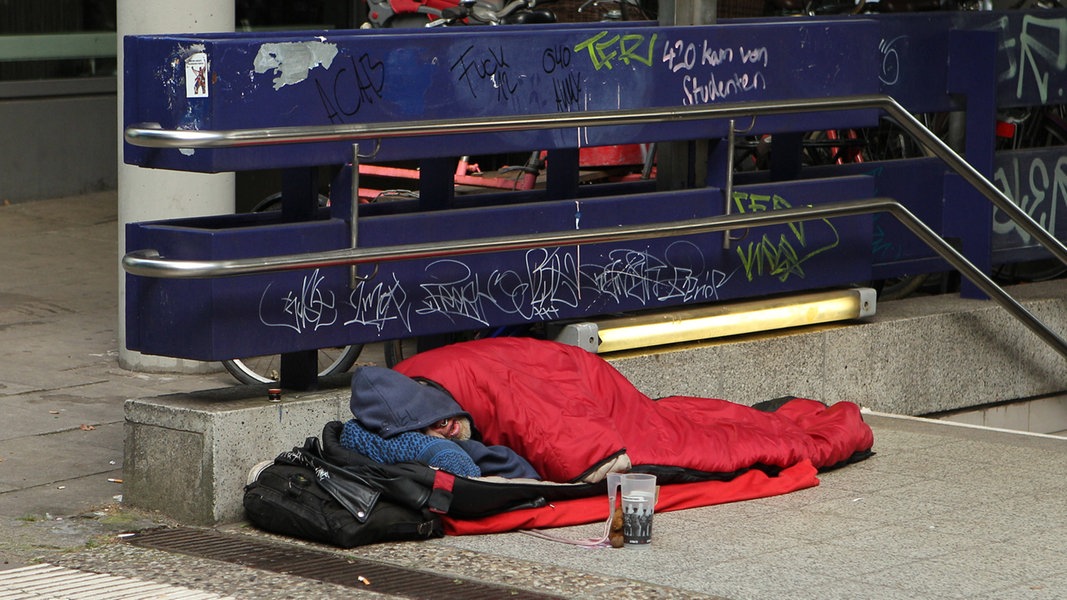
123, 20, 879, 170
122, 11, 1067, 374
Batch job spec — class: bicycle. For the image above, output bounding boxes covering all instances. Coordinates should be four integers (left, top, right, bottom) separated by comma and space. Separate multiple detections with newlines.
357, 152, 545, 198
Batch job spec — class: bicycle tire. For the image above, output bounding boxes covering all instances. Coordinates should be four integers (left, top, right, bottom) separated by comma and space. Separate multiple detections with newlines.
222, 345, 365, 385
384, 325, 539, 368
384, 339, 412, 368
876, 274, 929, 302
249, 191, 330, 213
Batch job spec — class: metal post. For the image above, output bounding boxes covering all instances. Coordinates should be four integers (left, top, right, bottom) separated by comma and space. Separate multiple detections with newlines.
280, 167, 321, 390
350, 143, 360, 288
723, 119, 736, 250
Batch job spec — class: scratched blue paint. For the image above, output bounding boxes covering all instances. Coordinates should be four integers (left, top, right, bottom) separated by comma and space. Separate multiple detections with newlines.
126, 177, 872, 360
123, 11, 1067, 169
871, 10, 1067, 111
121, 13, 1067, 361
992, 146, 1067, 257
124, 20, 881, 172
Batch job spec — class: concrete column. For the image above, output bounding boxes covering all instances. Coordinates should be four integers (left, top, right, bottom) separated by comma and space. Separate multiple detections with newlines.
117, 0, 235, 373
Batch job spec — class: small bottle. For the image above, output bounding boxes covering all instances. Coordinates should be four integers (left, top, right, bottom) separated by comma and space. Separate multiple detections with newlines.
268, 388, 282, 403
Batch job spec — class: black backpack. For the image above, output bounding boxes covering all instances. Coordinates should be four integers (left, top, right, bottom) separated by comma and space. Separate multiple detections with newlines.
243, 438, 443, 548
244, 422, 604, 547
318, 420, 605, 518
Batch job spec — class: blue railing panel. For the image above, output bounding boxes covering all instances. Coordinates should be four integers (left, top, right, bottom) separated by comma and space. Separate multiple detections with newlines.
993, 146, 1067, 257
123, 20, 880, 172
121, 13, 1067, 362
125, 176, 872, 360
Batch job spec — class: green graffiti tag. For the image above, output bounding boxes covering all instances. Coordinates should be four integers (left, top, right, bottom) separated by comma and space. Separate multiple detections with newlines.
575, 32, 658, 71
732, 192, 841, 282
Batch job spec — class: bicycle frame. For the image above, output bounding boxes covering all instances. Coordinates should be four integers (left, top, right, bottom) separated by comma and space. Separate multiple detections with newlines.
365, 0, 455, 26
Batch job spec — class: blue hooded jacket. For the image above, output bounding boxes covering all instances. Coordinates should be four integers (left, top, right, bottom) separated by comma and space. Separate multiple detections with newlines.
346, 366, 540, 479
349, 365, 471, 439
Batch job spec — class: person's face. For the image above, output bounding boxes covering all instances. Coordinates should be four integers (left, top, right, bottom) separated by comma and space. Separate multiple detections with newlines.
425, 416, 472, 441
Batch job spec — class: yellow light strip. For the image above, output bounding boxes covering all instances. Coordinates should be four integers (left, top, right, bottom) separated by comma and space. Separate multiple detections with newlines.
594, 288, 876, 354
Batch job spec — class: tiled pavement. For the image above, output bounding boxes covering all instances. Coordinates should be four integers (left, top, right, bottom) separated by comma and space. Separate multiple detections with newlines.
1, 192, 1064, 599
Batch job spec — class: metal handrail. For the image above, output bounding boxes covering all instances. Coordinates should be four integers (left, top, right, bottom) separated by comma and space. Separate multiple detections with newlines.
123, 197, 1067, 361
125, 93, 1067, 267
123, 94, 1067, 360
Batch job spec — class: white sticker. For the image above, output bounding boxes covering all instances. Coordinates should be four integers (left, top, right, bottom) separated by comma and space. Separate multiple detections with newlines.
253, 41, 338, 90
186, 51, 209, 98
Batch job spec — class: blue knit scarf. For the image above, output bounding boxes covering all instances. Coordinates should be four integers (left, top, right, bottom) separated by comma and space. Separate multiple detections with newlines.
339, 419, 481, 477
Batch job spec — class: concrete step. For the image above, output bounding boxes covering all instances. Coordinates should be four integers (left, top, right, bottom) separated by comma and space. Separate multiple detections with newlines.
123, 278, 1067, 524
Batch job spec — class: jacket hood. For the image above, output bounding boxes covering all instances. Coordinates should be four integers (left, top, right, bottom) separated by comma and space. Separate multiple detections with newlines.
349, 366, 471, 438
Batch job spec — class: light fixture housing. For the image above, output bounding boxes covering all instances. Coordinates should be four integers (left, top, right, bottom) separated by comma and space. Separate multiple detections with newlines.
554, 288, 877, 353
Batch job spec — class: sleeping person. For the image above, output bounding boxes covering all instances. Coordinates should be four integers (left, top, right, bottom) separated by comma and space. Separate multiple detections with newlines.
340, 366, 541, 479
392, 337, 875, 485
344, 337, 874, 486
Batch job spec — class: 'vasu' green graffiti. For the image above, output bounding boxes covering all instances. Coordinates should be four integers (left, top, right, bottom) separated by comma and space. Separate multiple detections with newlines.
575, 32, 658, 71
733, 192, 841, 282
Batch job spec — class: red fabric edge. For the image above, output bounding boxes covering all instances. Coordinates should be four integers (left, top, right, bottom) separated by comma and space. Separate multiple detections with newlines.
444, 459, 820, 535
433, 469, 456, 493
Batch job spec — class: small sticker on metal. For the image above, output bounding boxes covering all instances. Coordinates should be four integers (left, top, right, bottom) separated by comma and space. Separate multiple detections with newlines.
186, 52, 209, 98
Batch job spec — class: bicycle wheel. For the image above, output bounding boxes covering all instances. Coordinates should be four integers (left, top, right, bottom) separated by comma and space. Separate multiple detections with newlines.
384, 325, 539, 368
384, 338, 416, 368
222, 345, 364, 385
876, 273, 929, 302
383, 334, 464, 367
249, 191, 330, 212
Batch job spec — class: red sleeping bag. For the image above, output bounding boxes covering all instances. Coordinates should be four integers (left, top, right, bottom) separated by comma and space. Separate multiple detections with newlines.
394, 337, 874, 484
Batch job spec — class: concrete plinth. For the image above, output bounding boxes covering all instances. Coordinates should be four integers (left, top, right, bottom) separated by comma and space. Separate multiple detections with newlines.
123, 383, 349, 525
613, 278, 1067, 413
123, 279, 1067, 525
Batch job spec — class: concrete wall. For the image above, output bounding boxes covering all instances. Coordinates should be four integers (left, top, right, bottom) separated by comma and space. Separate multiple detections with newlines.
614, 279, 1067, 414
0, 94, 116, 203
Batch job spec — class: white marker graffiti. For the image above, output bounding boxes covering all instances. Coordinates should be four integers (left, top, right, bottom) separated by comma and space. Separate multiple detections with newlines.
345, 273, 411, 332
259, 269, 338, 333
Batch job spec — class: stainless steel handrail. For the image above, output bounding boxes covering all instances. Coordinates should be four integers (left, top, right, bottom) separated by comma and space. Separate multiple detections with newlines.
123, 197, 1067, 361
123, 94, 1067, 359
125, 93, 1067, 266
